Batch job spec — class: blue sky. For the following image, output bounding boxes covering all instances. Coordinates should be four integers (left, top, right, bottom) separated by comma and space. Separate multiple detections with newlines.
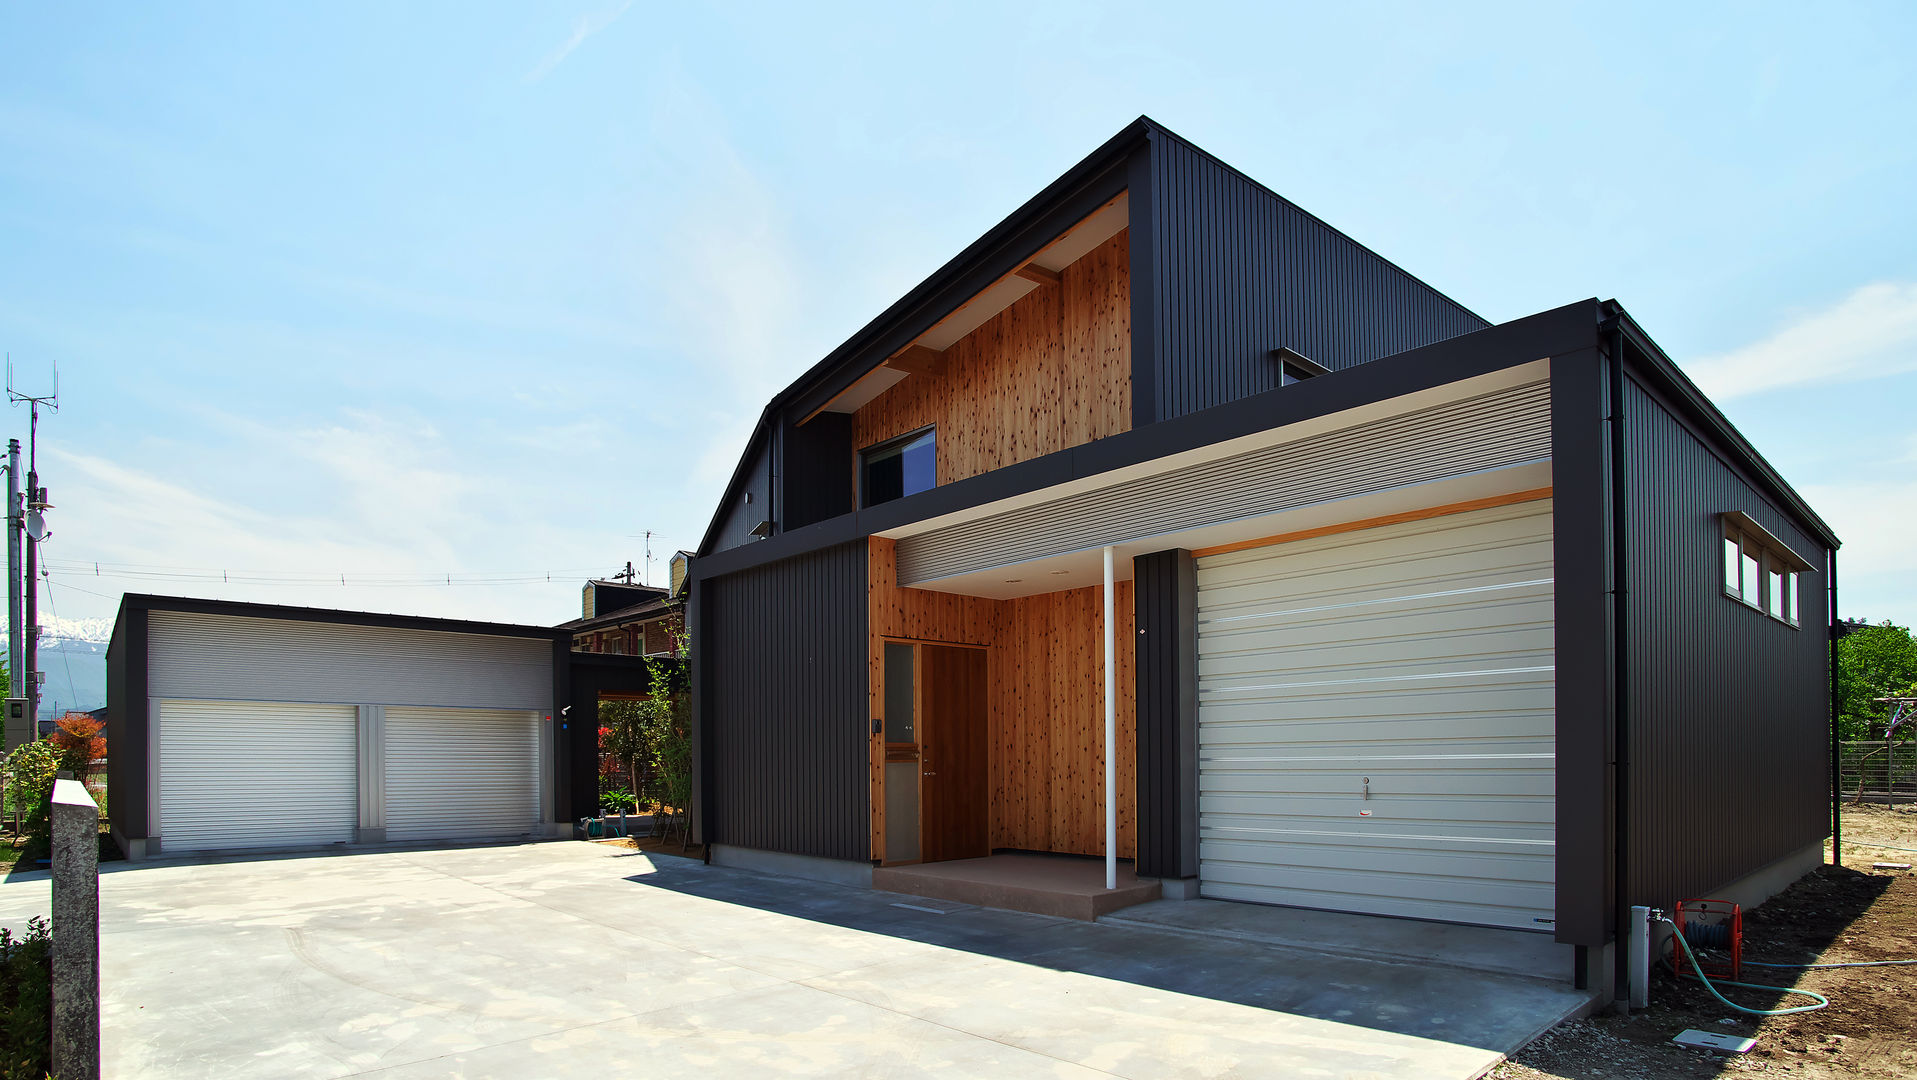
1, 2, 1913, 631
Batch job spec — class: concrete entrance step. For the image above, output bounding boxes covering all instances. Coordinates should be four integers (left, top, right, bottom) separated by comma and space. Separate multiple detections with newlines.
873, 853, 1159, 921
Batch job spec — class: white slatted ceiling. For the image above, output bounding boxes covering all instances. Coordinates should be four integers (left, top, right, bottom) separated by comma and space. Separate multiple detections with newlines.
385, 707, 539, 842
1196, 500, 1556, 930
157, 699, 358, 853
897, 380, 1550, 586
148, 612, 553, 711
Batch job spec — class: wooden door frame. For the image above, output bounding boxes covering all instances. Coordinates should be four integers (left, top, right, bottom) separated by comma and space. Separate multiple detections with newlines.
874, 636, 989, 866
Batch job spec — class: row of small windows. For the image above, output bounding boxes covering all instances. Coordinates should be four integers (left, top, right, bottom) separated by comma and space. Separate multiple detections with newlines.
1721, 513, 1810, 628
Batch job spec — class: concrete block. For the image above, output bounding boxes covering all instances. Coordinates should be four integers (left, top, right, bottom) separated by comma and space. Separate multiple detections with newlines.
50, 778, 99, 1080
1160, 877, 1200, 900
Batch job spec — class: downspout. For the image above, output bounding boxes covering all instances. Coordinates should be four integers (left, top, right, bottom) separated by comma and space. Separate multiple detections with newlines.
1830, 549, 1841, 865
1605, 315, 1634, 1004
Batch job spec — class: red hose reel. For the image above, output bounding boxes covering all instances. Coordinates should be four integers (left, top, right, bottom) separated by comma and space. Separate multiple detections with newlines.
1672, 898, 1742, 980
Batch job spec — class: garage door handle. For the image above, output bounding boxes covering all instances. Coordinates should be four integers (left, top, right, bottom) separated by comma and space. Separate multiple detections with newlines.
1362, 777, 1370, 801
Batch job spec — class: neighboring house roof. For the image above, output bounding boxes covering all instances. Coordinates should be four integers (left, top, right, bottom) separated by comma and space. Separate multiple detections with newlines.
114, 593, 569, 645
557, 596, 679, 634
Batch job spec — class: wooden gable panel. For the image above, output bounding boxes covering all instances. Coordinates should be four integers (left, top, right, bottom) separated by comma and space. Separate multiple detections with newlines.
853, 230, 1131, 486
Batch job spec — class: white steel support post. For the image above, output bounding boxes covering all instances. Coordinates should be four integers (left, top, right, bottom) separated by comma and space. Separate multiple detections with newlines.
1103, 545, 1117, 891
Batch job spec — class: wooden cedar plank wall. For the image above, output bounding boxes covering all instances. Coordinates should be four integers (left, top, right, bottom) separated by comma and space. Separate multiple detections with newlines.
852, 230, 1131, 482
868, 537, 1136, 862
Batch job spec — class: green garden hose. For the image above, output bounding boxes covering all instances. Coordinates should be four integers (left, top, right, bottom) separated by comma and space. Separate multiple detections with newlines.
1659, 915, 1829, 1017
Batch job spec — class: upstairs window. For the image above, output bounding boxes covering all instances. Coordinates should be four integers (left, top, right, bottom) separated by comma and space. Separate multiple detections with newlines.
861, 427, 936, 508
1272, 346, 1328, 387
1721, 511, 1813, 628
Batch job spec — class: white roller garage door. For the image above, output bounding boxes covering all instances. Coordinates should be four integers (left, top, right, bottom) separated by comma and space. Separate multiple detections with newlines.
385, 707, 541, 842
157, 699, 358, 854
1196, 499, 1556, 930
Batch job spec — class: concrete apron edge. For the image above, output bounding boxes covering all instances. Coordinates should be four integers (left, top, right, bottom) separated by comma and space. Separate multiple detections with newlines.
1470, 992, 1609, 1080
1096, 909, 1591, 991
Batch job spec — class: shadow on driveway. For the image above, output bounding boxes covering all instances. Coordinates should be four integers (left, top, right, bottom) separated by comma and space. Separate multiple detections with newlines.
619, 853, 1593, 1056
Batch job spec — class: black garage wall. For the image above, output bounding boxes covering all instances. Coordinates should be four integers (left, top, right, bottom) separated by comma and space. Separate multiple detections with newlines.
104, 606, 148, 840
1620, 372, 1831, 909
1143, 130, 1488, 423
702, 540, 869, 861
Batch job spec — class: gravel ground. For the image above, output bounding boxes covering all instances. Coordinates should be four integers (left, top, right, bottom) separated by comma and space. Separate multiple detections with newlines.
1492, 805, 1917, 1080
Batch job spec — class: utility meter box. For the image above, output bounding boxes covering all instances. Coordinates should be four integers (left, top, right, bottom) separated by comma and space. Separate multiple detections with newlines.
3, 698, 29, 752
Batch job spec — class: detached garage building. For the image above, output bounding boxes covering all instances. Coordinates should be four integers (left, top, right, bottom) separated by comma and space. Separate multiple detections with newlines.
106, 595, 577, 859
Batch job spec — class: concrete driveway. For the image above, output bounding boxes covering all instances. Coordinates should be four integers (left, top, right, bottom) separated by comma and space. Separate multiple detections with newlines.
0, 842, 1592, 1078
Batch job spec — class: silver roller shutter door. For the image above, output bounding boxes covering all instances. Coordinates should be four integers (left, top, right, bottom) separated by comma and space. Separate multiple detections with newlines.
1196, 500, 1556, 930
157, 699, 358, 853
385, 707, 540, 842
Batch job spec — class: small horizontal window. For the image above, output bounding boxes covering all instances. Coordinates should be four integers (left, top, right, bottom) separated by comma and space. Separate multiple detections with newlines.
1720, 511, 1813, 629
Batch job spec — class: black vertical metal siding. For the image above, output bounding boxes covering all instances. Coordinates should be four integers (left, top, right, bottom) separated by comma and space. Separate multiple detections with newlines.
709, 433, 774, 553
1134, 548, 1199, 880
1621, 375, 1829, 908
1145, 133, 1489, 422
104, 604, 148, 839
704, 540, 869, 861
782, 412, 854, 530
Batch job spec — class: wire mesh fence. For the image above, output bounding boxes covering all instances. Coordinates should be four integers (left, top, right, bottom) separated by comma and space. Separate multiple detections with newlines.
1840, 739, 1917, 803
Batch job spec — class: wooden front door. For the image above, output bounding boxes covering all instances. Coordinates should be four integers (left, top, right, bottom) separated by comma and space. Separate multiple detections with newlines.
919, 644, 988, 862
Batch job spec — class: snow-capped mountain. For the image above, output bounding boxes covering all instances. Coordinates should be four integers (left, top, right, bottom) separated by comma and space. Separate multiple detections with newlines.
0, 616, 110, 716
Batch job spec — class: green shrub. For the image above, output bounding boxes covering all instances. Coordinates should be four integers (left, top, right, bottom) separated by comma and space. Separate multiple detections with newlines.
1, 741, 61, 839
0, 916, 50, 1080
599, 787, 637, 813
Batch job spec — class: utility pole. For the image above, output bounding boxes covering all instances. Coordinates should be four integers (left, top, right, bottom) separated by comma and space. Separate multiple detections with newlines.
24, 409, 41, 723
9, 361, 57, 723
6, 438, 19, 698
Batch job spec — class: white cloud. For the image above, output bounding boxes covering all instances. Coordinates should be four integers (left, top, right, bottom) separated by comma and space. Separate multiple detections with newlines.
524, 1, 634, 84
1803, 478, 1917, 626
37, 407, 629, 628
1685, 282, 1917, 400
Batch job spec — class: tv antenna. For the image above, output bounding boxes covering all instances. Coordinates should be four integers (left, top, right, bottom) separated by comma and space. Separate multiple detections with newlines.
623, 530, 662, 585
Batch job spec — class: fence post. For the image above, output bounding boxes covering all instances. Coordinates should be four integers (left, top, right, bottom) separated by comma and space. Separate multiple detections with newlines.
50, 778, 99, 1080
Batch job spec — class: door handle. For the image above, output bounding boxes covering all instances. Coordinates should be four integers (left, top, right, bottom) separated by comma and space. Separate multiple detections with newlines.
1362, 776, 1370, 801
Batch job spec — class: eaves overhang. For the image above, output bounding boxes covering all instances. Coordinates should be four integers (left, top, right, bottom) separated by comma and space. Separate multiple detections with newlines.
692, 299, 1602, 584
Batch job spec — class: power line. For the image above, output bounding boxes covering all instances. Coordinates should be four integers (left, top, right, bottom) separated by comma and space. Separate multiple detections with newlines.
38, 570, 78, 712
36, 575, 118, 603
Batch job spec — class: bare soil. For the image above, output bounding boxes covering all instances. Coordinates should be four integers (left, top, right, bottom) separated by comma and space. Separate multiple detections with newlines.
1494, 804, 1917, 1079
593, 833, 706, 861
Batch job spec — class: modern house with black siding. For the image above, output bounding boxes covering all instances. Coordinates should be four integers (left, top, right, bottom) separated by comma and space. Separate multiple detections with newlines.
687, 116, 1839, 1000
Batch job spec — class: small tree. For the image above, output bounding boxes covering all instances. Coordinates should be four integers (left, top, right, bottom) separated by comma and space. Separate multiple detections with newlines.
48, 712, 105, 789
597, 700, 648, 811
637, 629, 693, 845
1836, 620, 1917, 741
